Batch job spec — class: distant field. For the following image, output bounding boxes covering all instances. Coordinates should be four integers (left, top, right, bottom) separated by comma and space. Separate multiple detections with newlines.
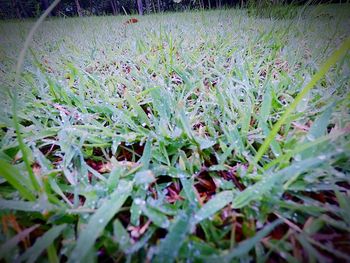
0, 5, 350, 262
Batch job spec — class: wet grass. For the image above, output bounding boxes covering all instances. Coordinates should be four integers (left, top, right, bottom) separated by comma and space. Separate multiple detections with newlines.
0, 5, 350, 262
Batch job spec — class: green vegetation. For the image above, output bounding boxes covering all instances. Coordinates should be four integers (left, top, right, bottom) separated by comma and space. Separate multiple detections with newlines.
1, 5, 350, 262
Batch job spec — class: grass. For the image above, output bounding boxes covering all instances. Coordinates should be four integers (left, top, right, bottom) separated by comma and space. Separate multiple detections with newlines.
0, 4, 350, 262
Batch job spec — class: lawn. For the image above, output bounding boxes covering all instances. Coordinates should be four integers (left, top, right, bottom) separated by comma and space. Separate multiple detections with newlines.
0, 5, 350, 262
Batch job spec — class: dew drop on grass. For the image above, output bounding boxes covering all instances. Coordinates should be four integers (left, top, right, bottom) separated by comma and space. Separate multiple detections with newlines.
161, 220, 170, 228
318, 155, 326, 160
134, 198, 145, 206
294, 154, 301, 161
194, 214, 202, 222
178, 173, 185, 178
336, 148, 343, 153
306, 134, 315, 141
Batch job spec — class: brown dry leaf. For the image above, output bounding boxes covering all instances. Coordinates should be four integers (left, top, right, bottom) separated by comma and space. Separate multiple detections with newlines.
32, 163, 42, 178
292, 121, 310, 132
127, 220, 151, 239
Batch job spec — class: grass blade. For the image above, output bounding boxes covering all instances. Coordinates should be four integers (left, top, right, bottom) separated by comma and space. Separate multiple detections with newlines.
124, 91, 151, 128
0, 224, 39, 259
0, 200, 50, 212
154, 209, 193, 263
68, 180, 133, 262
0, 160, 36, 201
194, 191, 233, 223
18, 224, 66, 263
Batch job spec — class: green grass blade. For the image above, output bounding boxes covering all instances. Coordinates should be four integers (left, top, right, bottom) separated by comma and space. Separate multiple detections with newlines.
0, 160, 36, 201
68, 180, 133, 262
154, 209, 193, 263
0, 224, 39, 259
18, 224, 66, 263
124, 91, 151, 128
142, 204, 170, 228
194, 191, 233, 223
0, 200, 50, 212
139, 139, 152, 170
47, 243, 60, 263
113, 219, 132, 252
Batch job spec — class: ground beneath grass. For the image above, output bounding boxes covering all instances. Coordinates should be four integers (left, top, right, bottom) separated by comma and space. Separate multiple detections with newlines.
0, 5, 350, 262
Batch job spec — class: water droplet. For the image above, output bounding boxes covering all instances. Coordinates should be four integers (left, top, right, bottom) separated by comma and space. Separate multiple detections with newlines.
161, 221, 170, 228
194, 214, 202, 222
294, 154, 301, 161
178, 173, 185, 178
306, 134, 315, 141
134, 198, 145, 206
318, 155, 326, 160
98, 218, 104, 223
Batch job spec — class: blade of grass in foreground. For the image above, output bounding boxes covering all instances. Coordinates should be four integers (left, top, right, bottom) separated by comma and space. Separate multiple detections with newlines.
0, 224, 39, 259
124, 90, 151, 127
17, 224, 66, 263
154, 209, 193, 263
0, 200, 50, 212
11, 0, 62, 195
68, 180, 133, 263
249, 37, 350, 171
0, 160, 36, 201
194, 191, 233, 223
